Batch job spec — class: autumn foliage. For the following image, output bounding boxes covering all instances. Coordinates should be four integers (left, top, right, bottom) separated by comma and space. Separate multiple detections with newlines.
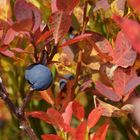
1, 0, 140, 140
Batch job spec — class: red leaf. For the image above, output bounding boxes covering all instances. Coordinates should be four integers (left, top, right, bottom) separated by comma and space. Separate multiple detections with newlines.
0, 45, 9, 51
50, 11, 71, 44
35, 29, 54, 45
113, 31, 137, 68
55, 80, 74, 112
95, 81, 121, 102
56, 0, 79, 12
3, 28, 17, 45
41, 134, 63, 140
80, 79, 93, 91
12, 19, 33, 32
26, 109, 72, 132
113, 67, 137, 96
92, 123, 109, 140
0, 49, 14, 57
128, 0, 140, 14
87, 106, 104, 129
51, 0, 58, 13
11, 48, 25, 53
125, 77, 140, 94
14, 0, 41, 32
72, 100, 85, 120
46, 108, 73, 133
58, 34, 91, 48
62, 102, 73, 125
46, 108, 65, 129
87, 35, 113, 62
75, 121, 87, 140
113, 15, 140, 53
26, 111, 50, 123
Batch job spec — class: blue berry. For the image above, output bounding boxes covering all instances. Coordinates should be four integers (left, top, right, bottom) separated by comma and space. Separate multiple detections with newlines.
59, 74, 74, 90
0, 120, 5, 128
25, 63, 53, 91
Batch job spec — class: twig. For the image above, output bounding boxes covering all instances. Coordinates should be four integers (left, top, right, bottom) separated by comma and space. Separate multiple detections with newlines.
20, 119, 38, 140
74, 0, 88, 89
47, 45, 58, 64
40, 50, 49, 65
30, 33, 38, 62
18, 89, 34, 117
0, 91, 18, 117
0, 78, 38, 140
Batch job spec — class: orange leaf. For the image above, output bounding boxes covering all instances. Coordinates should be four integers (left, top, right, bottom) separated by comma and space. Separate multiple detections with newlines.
26, 111, 50, 123
35, 29, 54, 45
75, 121, 87, 140
41, 134, 63, 140
58, 33, 91, 48
12, 18, 33, 32
72, 100, 85, 120
39, 89, 54, 105
128, 0, 140, 14
87, 106, 104, 129
92, 123, 109, 140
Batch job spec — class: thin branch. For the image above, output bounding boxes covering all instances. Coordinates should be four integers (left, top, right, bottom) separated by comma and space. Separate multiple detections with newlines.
18, 89, 34, 117
0, 91, 18, 117
81, 0, 88, 34
74, 0, 88, 89
20, 119, 38, 140
0, 78, 38, 140
47, 45, 58, 64
40, 50, 49, 65
30, 33, 38, 62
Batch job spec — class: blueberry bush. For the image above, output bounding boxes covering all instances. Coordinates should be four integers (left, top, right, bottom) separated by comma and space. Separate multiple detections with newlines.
1, 0, 140, 140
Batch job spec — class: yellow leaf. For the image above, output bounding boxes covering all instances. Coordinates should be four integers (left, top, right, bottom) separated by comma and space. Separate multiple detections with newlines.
111, 0, 126, 16
0, 0, 11, 21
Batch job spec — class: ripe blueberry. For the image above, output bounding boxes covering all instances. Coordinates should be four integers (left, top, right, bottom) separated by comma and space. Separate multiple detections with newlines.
59, 74, 74, 90
25, 63, 53, 91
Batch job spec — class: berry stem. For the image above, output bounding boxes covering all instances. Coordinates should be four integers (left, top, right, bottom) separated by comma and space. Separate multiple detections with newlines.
18, 89, 34, 117
0, 78, 38, 140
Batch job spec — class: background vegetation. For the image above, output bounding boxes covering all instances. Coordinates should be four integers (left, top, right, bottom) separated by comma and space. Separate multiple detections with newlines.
0, 0, 140, 140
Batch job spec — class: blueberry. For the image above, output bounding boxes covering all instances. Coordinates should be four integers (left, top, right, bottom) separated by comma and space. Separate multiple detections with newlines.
0, 120, 5, 128
59, 74, 74, 90
25, 63, 53, 91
